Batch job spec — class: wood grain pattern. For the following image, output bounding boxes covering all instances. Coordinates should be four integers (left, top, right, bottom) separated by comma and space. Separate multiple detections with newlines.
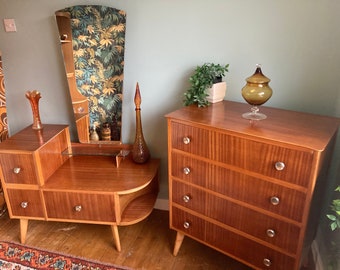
166, 101, 340, 270
0, 124, 160, 251
171, 152, 307, 222
6, 189, 44, 218
0, 209, 254, 270
165, 101, 340, 150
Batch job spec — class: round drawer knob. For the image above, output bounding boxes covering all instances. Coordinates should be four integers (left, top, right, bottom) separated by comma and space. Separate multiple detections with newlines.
266, 229, 276, 238
74, 205, 82, 212
183, 167, 191, 175
274, 161, 285, 171
183, 195, 191, 203
183, 221, 190, 229
270, 196, 280, 206
20, 201, 28, 208
77, 107, 84, 113
263, 258, 272, 267
13, 167, 21, 174
183, 137, 190, 145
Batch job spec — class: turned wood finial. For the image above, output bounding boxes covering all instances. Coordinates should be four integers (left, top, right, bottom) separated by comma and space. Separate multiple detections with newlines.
134, 82, 141, 110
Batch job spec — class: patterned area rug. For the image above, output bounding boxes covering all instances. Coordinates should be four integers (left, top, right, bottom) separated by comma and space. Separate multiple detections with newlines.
0, 241, 131, 270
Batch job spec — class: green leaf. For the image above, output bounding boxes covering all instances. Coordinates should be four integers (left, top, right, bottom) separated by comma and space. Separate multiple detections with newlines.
327, 214, 337, 221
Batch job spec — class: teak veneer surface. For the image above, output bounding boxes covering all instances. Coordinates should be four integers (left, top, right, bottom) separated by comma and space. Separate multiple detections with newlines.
0, 124, 160, 251
166, 101, 340, 151
166, 101, 340, 270
0, 125, 69, 152
44, 155, 160, 193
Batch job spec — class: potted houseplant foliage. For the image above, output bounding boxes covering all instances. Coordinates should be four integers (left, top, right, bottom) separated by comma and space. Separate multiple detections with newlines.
326, 185, 340, 269
184, 63, 229, 107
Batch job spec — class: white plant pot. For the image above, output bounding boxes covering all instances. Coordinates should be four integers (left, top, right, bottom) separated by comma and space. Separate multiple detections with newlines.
206, 81, 227, 103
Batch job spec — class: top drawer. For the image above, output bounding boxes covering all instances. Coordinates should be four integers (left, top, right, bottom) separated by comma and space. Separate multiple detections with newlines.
0, 153, 37, 185
170, 122, 314, 187
171, 122, 210, 157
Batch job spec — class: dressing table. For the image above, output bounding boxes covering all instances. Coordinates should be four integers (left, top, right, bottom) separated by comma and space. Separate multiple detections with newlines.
0, 5, 159, 252
0, 124, 159, 251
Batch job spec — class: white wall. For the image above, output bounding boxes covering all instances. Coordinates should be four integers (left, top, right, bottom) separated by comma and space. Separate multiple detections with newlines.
1, 0, 339, 200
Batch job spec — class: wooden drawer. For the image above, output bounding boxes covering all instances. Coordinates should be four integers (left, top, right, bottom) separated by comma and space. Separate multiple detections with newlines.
171, 206, 206, 241
6, 189, 44, 218
172, 181, 301, 254
172, 207, 296, 270
73, 100, 89, 114
170, 122, 210, 158
172, 180, 207, 214
206, 221, 296, 270
0, 154, 37, 185
171, 122, 314, 187
172, 153, 307, 222
44, 191, 116, 222
212, 132, 314, 187
171, 152, 209, 185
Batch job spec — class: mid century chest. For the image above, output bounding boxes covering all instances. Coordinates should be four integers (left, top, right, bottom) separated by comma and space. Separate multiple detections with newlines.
166, 101, 339, 270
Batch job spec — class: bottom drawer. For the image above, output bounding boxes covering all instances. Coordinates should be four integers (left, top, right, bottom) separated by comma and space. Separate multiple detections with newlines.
44, 191, 116, 222
6, 189, 44, 218
171, 207, 296, 270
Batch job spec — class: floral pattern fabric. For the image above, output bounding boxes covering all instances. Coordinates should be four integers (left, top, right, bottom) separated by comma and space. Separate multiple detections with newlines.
62, 5, 126, 130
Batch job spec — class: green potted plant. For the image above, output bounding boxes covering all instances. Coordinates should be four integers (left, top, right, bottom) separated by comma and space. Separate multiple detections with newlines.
184, 63, 229, 107
326, 185, 340, 269
327, 186, 340, 231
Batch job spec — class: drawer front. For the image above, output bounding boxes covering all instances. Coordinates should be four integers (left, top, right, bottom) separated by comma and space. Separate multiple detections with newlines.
206, 222, 296, 270
44, 191, 116, 222
0, 154, 37, 185
171, 206, 206, 241
172, 181, 300, 254
6, 189, 44, 218
73, 100, 89, 114
172, 153, 306, 222
171, 153, 209, 184
212, 132, 313, 187
170, 122, 210, 158
172, 207, 296, 270
172, 180, 207, 214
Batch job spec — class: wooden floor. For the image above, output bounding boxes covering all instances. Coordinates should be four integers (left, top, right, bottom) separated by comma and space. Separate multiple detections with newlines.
0, 208, 253, 270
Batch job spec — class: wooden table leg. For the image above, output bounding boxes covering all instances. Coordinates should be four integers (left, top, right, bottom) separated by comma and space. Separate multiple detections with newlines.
173, 231, 185, 256
111, 225, 121, 252
20, 219, 28, 244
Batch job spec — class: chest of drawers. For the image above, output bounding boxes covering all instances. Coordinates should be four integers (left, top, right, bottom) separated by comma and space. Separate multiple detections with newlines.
166, 101, 340, 270
0, 125, 159, 251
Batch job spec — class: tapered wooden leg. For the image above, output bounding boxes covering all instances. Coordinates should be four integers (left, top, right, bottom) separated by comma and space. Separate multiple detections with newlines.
111, 225, 121, 252
20, 219, 28, 244
173, 231, 185, 256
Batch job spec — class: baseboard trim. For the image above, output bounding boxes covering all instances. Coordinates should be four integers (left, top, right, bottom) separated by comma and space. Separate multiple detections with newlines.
312, 239, 324, 270
154, 198, 169, 211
